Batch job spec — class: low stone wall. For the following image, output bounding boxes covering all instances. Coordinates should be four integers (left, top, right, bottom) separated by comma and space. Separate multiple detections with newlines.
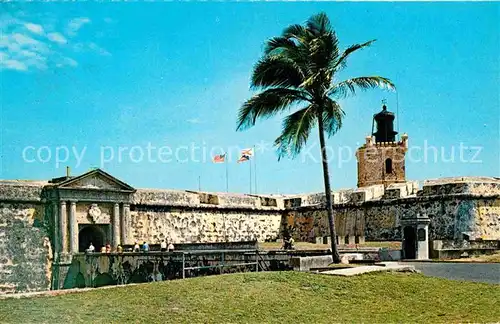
430, 239, 500, 259
290, 255, 333, 271
64, 251, 281, 289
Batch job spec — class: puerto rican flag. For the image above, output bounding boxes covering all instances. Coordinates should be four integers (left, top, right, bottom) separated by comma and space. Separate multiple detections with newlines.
241, 148, 253, 156
212, 153, 226, 163
237, 154, 250, 163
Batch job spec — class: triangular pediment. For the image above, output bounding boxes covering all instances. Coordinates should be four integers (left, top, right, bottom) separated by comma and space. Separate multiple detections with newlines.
56, 169, 135, 192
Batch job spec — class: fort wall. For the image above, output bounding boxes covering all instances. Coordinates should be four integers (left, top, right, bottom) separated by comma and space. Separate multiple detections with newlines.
128, 208, 282, 244
0, 182, 52, 294
0, 176, 499, 294
283, 179, 500, 243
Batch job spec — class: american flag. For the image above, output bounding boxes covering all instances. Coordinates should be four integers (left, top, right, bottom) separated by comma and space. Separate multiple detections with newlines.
212, 153, 226, 163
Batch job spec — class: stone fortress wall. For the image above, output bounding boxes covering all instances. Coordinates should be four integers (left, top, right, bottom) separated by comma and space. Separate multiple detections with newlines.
127, 189, 283, 244
1, 176, 499, 294
285, 178, 500, 243
0, 181, 52, 294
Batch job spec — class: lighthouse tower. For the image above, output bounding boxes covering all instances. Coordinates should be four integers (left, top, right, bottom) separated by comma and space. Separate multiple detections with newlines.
356, 103, 408, 188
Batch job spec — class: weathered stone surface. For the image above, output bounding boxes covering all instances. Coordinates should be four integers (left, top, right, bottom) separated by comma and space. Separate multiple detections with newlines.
0, 203, 51, 294
290, 255, 333, 271
285, 208, 365, 242
66, 252, 265, 288
127, 209, 282, 244
356, 136, 408, 188
132, 189, 200, 206
0, 181, 47, 201
384, 181, 419, 199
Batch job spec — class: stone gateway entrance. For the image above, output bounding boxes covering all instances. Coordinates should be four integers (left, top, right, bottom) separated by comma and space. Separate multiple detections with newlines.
44, 169, 135, 256
43, 169, 136, 289
78, 225, 108, 252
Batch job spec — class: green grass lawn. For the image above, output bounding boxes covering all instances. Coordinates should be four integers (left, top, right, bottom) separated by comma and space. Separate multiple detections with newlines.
1, 272, 499, 324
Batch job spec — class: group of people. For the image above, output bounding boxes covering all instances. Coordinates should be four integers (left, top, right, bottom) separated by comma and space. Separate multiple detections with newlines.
86, 239, 175, 253
86, 242, 123, 253
131, 239, 174, 253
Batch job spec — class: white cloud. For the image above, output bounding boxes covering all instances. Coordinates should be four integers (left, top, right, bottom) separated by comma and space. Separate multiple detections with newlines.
88, 42, 111, 56
0, 29, 51, 72
66, 17, 90, 36
73, 42, 111, 56
65, 57, 77, 67
12, 33, 39, 46
1, 13, 108, 72
47, 32, 67, 44
1, 58, 28, 71
19, 49, 37, 57
56, 56, 77, 68
25, 23, 44, 35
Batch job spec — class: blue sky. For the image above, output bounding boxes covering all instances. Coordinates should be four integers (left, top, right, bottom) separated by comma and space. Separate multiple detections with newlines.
1, 2, 499, 194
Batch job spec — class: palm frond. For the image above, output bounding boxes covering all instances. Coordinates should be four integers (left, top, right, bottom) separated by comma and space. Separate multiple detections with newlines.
332, 40, 376, 72
322, 99, 345, 137
328, 76, 396, 99
274, 105, 316, 159
236, 88, 308, 131
306, 12, 332, 36
251, 55, 306, 90
282, 24, 310, 42
264, 36, 310, 71
264, 36, 297, 56
298, 72, 319, 90
282, 23, 315, 54
309, 31, 339, 74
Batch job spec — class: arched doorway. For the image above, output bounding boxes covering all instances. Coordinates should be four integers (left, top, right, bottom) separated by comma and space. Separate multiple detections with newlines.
385, 158, 393, 173
79, 225, 106, 252
403, 226, 416, 259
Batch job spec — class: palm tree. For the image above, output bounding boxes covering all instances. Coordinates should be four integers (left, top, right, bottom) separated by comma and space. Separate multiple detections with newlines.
236, 13, 395, 263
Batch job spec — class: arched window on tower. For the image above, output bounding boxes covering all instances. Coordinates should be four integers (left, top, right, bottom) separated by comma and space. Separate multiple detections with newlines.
385, 158, 393, 174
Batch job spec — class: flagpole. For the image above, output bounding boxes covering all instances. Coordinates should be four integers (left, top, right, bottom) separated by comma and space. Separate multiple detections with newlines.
249, 155, 252, 195
225, 155, 229, 192
253, 145, 257, 194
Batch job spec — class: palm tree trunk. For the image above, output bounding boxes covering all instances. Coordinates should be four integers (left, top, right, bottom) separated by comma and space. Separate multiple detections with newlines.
317, 114, 341, 263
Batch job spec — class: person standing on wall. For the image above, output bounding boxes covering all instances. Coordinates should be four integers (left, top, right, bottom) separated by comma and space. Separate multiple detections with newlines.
142, 241, 149, 253
167, 241, 175, 252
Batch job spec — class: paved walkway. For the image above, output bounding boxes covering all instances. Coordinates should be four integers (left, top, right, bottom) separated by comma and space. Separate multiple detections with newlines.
321, 262, 416, 276
399, 262, 500, 284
